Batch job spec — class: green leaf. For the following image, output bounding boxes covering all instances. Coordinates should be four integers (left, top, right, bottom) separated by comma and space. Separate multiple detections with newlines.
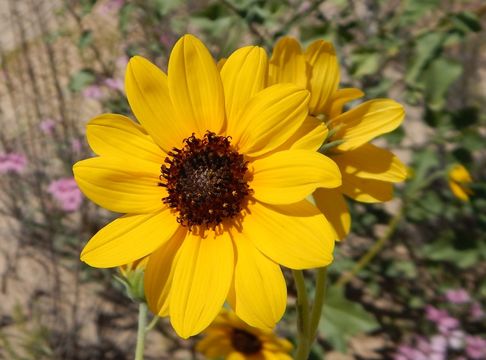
449, 11, 482, 34
349, 50, 380, 77
406, 32, 445, 85
319, 286, 379, 352
78, 30, 92, 49
68, 70, 95, 92
423, 58, 462, 110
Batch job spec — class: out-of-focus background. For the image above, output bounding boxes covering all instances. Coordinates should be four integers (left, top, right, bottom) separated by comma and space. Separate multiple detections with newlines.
0, 0, 485, 359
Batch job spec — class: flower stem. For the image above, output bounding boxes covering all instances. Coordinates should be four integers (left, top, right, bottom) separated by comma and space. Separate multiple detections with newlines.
336, 208, 403, 288
135, 302, 148, 360
293, 270, 311, 360
309, 267, 328, 341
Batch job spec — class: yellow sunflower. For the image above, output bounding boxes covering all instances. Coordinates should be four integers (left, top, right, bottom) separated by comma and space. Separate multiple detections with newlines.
196, 310, 293, 360
73, 34, 342, 338
269, 37, 408, 239
448, 164, 473, 201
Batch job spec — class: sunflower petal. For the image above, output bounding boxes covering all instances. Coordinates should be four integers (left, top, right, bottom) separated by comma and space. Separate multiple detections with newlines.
232, 233, 286, 329
170, 230, 234, 338
168, 34, 225, 136
251, 150, 341, 205
305, 40, 339, 114
86, 114, 166, 163
125, 56, 189, 152
341, 172, 394, 202
242, 200, 335, 269
268, 36, 307, 88
80, 209, 179, 267
313, 188, 350, 240
273, 116, 328, 152
221, 46, 268, 125
328, 87, 364, 118
330, 99, 405, 151
235, 84, 310, 158
334, 143, 407, 182
145, 226, 186, 317
73, 157, 165, 213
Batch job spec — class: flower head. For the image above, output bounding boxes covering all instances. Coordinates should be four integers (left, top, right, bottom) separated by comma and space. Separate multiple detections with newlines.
73, 35, 341, 338
448, 164, 473, 201
268, 37, 407, 239
0, 152, 27, 174
444, 288, 471, 304
48, 177, 83, 212
196, 310, 292, 360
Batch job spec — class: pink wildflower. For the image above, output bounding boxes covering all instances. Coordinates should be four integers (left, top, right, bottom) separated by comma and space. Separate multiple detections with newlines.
444, 289, 471, 304
103, 77, 124, 92
470, 302, 484, 321
97, 0, 124, 15
465, 336, 486, 359
39, 118, 56, 135
0, 153, 27, 174
82, 85, 103, 100
48, 177, 83, 212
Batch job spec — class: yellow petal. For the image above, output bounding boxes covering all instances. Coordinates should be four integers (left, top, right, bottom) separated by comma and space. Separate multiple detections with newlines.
333, 143, 408, 182
73, 157, 165, 213
125, 56, 190, 152
251, 150, 341, 205
273, 115, 328, 152
313, 188, 350, 240
305, 40, 339, 114
341, 171, 394, 202
168, 34, 225, 136
242, 200, 335, 269
170, 230, 234, 338
268, 36, 307, 88
330, 99, 405, 151
80, 209, 180, 267
86, 113, 166, 163
234, 84, 310, 158
221, 46, 268, 124
328, 87, 364, 118
449, 181, 471, 202
232, 233, 286, 329
145, 226, 186, 317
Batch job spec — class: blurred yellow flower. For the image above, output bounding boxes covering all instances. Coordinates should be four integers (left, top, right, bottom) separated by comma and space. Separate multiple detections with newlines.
448, 164, 473, 201
197, 310, 293, 360
269, 37, 408, 240
73, 34, 341, 338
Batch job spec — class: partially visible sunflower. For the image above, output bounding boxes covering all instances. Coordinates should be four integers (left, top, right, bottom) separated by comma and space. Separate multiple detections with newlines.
196, 310, 293, 360
448, 164, 473, 202
73, 34, 342, 338
268, 37, 408, 239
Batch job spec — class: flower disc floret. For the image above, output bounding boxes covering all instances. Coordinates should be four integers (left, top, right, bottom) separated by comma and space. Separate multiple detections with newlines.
159, 131, 251, 228
231, 328, 263, 354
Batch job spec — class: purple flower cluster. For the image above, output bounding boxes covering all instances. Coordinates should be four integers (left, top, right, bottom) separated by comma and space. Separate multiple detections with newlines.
0, 153, 27, 174
394, 289, 485, 360
47, 177, 83, 212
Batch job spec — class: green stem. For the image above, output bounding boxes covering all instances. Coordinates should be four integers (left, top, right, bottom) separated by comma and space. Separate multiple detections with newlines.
336, 208, 404, 288
145, 315, 159, 333
135, 302, 148, 360
293, 270, 311, 360
309, 267, 328, 341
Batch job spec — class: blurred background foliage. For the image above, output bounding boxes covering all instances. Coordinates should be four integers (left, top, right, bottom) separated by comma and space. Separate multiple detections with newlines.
0, 0, 485, 359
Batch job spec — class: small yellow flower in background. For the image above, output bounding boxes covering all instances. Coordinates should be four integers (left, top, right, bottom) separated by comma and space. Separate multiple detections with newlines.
73, 34, 342, 338
269, 37, 408, 240
448, 164, 473, 201
197, 310, 293, 360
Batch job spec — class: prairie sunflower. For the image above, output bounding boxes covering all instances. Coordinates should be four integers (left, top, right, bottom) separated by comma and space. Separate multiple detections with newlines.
196, 310, 293, 360
269, 37, 408, 239
448, 164, 473, 201
73, 35, 341, 338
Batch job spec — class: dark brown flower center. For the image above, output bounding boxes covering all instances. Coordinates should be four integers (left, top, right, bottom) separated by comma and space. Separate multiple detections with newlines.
231, 328, 263, 355
159, 131, 251, 229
